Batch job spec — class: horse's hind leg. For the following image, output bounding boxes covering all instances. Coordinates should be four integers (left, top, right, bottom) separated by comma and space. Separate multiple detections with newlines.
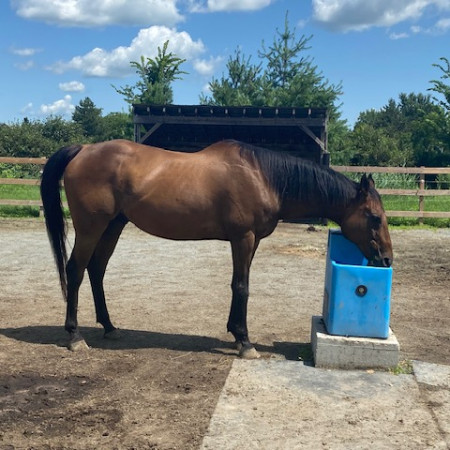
227, 233, 260, 359
65, 221, 110, 351
87, 215, 127, 339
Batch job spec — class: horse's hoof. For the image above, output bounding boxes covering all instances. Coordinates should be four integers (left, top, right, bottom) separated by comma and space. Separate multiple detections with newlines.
104, 329, 122, 340
69, 339, 90, 352
239, 346, 261, 359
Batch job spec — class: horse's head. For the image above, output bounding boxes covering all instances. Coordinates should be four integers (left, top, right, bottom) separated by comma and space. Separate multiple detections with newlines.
341, 174, 393, 267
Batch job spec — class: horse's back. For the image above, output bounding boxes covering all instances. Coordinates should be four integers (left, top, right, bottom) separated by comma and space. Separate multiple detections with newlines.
63, 139, 279, 240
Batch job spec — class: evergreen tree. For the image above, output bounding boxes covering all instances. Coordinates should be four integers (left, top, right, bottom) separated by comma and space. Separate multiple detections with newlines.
429, 57, 450, 112
201, 13, 342, 119
114, 41, 187, 106
72, 97, 103, 138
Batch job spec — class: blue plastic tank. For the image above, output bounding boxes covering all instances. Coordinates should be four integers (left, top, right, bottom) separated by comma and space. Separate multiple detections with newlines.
322, 229, 393, 339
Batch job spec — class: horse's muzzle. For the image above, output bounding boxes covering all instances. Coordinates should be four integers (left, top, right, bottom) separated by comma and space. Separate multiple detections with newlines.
369, 256, 393, 268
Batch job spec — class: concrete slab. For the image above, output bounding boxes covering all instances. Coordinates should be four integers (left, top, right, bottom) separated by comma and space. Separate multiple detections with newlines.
413, 360, 450, 387
311, 315, 400, 369
413, 360, 450, 447
201, 360, 447, 450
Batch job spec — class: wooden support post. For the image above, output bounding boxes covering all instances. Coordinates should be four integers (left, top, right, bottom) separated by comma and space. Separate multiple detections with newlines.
418, 168, 425, 225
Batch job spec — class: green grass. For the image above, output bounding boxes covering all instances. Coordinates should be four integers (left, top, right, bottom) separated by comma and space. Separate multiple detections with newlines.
0, 185, 68, 219
383, 195, 450, 227
0, 184, 42, 200
0, 205, 41, 218
389, 360, 414, 375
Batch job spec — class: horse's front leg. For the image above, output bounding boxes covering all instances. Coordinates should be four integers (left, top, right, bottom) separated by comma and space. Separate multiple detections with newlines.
227, 234, 260, 359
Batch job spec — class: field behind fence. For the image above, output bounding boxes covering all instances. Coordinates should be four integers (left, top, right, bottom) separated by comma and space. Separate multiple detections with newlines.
1, 157, 449, 223
331, 165, 450, 223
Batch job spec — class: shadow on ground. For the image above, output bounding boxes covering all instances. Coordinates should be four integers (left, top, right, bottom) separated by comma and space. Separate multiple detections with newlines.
0, 326, 308, 361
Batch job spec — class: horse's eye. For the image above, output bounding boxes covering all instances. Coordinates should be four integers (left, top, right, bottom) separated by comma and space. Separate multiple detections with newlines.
371, 214, 382, 227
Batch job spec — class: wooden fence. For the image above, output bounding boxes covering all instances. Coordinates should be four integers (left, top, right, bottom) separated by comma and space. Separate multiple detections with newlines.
331, 165, 450, 220
0, 157, 47, 208
1, 157, 449, 220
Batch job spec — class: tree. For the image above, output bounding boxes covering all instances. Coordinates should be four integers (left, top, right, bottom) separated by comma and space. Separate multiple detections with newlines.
259, 13, 313, 90
72, 97, 103, 138
348, 93, 449, 167
114, 41, 187, 106
0, 117, 85, 160
42, 116, 85, 146
201, 13, 343, 119
99, 112, 134, 141
429, 57, 450, 112
200, 50, 265, 106
200, 12, 346, 157
349, 122, 410, 166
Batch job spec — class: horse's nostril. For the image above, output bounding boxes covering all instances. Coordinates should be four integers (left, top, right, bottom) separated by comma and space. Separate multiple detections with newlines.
384, 257, 392, 267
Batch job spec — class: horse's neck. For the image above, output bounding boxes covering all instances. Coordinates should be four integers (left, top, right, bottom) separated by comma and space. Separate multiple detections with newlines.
278, 184, 355, 225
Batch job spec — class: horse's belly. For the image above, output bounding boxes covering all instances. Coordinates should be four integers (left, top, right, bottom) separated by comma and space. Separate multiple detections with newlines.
124, 200, 228, 240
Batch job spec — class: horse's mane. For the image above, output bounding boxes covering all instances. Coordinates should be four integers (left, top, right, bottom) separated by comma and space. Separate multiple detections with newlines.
237, 141, 358, 207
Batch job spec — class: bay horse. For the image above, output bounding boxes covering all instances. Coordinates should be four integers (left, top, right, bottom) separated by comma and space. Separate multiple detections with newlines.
40, 139, 393, 358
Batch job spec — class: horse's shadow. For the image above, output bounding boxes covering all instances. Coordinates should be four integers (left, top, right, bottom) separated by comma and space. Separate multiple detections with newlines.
0, 326, 308, 361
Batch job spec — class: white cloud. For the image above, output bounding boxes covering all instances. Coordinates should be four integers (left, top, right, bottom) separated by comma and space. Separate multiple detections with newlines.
59, 81, 85, 92
48, 26, 205, 77
297, 18, 309, 29
389, 32, 409, 39
410, 16, 450, 34
14, 60, 35, 70
40, 95, 75, 116
21, 102, 34, 115
11, 0, 183, 27
312, 0, 450, 32
435, 17, 450, 31
10, 47, 41, 56
190, 0, 272, 12
193, 56, 222, 76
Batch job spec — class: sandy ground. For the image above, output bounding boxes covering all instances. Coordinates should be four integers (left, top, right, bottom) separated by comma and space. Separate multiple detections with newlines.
0, 219, 449, 449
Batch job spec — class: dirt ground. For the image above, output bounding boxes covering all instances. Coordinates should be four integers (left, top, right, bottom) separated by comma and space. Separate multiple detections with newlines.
0, 219, 449, 449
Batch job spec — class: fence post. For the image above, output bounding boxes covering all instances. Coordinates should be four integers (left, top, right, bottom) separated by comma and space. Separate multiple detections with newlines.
418, 167, 425, 225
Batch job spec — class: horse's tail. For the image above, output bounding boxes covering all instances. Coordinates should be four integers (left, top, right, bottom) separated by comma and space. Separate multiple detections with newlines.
40, 144, 83, 300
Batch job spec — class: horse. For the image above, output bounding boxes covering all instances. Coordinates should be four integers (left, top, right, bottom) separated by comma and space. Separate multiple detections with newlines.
40, 139, 393, 358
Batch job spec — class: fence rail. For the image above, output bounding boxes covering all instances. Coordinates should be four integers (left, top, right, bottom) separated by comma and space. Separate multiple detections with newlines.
0, 157, 449, 220
331, 165, 450, 220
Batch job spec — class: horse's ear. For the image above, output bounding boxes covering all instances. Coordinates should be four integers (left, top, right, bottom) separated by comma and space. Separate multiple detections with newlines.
359, 174, 375, 196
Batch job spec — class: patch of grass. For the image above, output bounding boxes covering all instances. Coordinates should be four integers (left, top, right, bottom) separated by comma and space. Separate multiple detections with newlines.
0, 184, 69, 219
383, 195, 450, 212
0, 205, 40, 218
0, 184, 41, 200
389, 359, 414, 375
383, 194, 450, 227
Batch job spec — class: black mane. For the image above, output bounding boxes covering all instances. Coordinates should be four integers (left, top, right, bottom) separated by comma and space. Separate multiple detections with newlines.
237, 141, 358, 207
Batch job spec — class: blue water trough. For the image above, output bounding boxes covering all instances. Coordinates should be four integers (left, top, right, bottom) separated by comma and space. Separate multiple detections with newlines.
322, 229, 393, 339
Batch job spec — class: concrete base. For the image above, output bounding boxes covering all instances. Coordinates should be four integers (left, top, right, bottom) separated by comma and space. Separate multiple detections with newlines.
311, 315, 400, 369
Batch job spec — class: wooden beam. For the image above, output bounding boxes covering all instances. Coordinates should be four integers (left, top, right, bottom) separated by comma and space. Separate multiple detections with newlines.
0, 178, 40, 185
0, 157, 47, 164
332, 166, 450, 175
297, 124, 326, 152
139, 123, 162, 144
379, 189, 450, 196
133, 115, 327, 128
387, 210, 450, 218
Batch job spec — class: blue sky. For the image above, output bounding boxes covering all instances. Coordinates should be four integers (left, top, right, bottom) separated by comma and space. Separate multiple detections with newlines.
1, 0, 449, 127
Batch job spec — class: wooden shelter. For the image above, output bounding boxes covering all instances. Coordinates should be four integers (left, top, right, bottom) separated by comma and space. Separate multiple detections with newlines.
133, 104, 329, 165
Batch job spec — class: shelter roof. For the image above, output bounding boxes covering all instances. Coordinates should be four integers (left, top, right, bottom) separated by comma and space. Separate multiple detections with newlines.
133, 104, 328, 164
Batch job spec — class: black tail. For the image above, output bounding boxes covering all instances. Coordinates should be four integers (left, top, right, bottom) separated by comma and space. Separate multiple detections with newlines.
40, 145, 83, 300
